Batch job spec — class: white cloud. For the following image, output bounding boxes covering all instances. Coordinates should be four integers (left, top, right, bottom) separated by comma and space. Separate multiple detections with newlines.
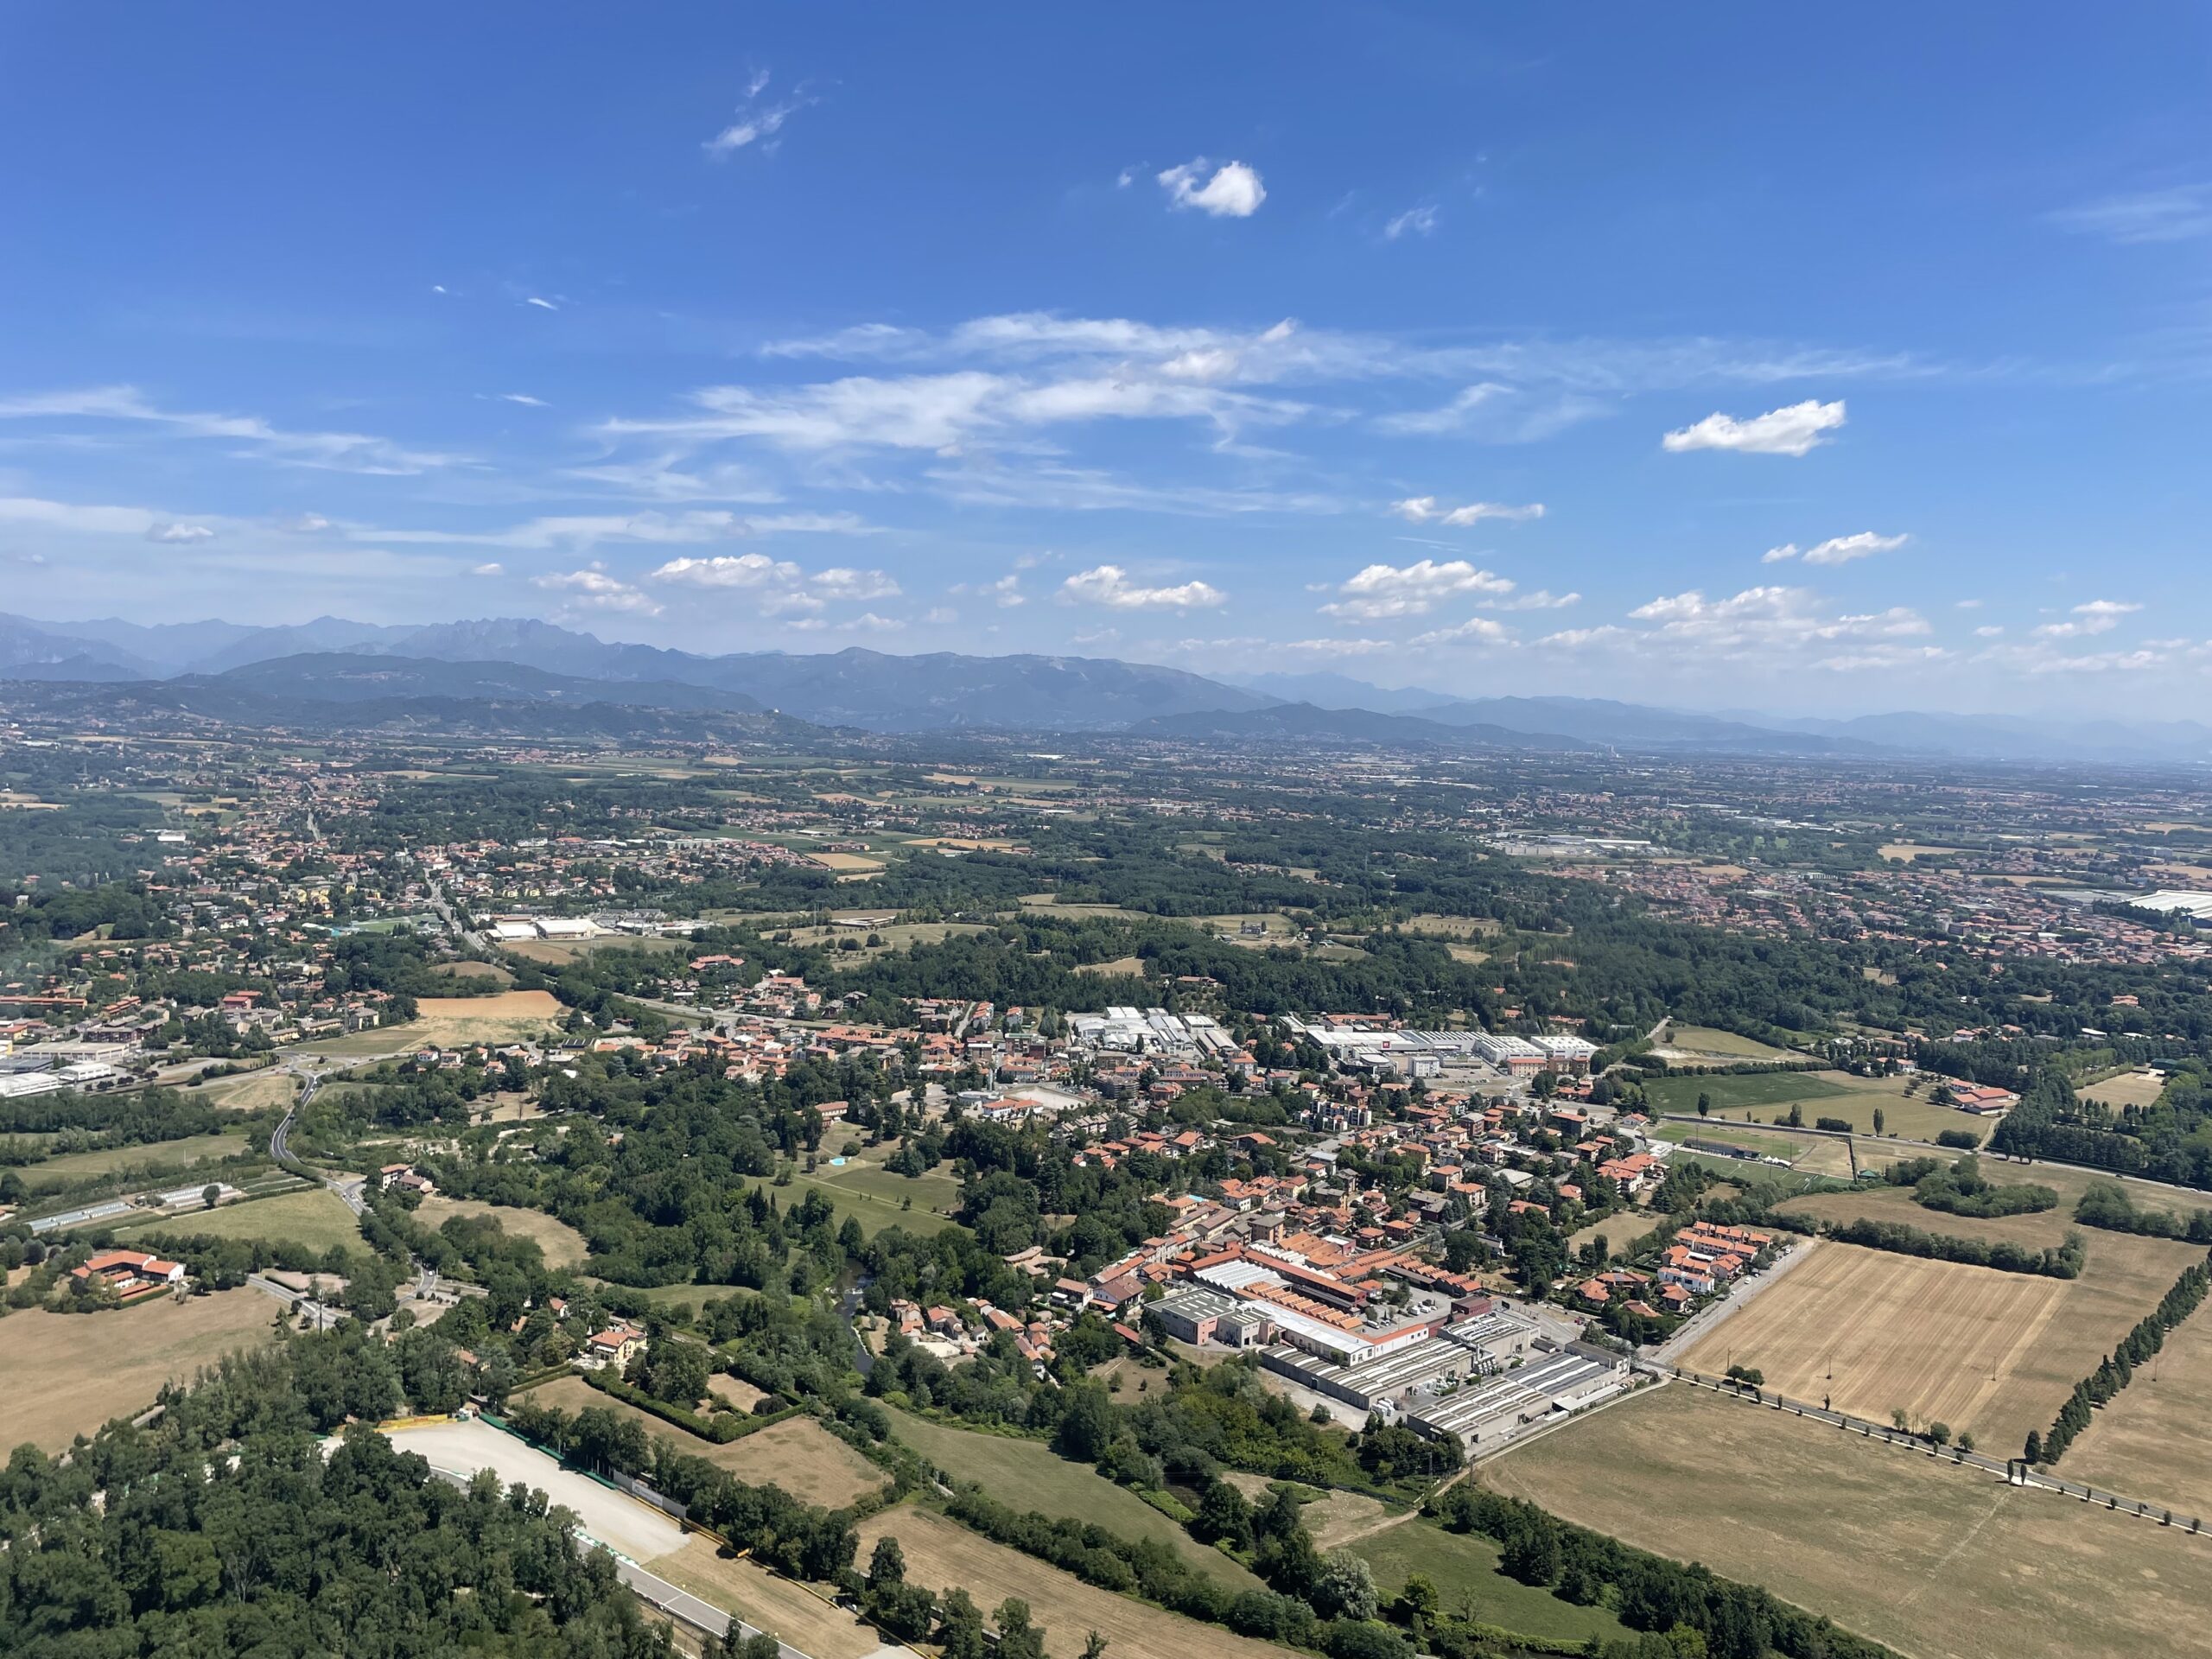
531, 567, 660, 614
1761, 531, 1908, 566
0, 385, 463, 475
282, 512, 334, 533
145, 521, 214, 543
1974, 625, 2004, 637
1157, 159, 1267, 219
649, 549, 899, 613
848, 612, 904, 632
360, 508, 873, 553
1373, 383, 1510, 436
1491, 588, 1580, 611
985, 573, 1025, 607
469, 562, 505, 576
1383, 204, 1439, 240
524, 296, 559, 312
1321, 558, 1514, 620
705, 73, 813, 157
1662, 398, 1847, 456
1059, 563, 1226, 611
1606, 585, 1931, 658
1390, 495, 1546, 526
499, 392, 549, 407
2050, 186, 2212, 245
1411, 616, 1512, 646
2034, 598, 2141, 639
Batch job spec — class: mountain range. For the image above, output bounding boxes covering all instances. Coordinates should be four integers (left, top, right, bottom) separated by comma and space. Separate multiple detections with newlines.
2, 611, 2208, 765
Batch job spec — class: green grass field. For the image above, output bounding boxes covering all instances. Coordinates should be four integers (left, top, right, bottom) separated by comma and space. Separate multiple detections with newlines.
1644, 1071, 1850, 1116
883, 1407, 1261, 1591
738, 1162, 963, 1239
25, 1132, 251, 1185
1660, 1025, 1801, 1060
118, 1187, 362, 1255
1348, 1517, 1630, 1646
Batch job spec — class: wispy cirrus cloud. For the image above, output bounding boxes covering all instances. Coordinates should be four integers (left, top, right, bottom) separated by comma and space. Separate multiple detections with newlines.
1391, 495, 1545, 526
0, 385, 465, 474
705, 69, 814, 158
2050, 185, 2212, 245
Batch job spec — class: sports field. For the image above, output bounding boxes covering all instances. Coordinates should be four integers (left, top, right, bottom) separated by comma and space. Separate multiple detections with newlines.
118, 1186, 363, 1255
855, 1503, 1301, 1659
1690, 1189, 2205, 1450
1490, 1382, 2212, 1659
2065, 1293, 2212, 1513
0, 1291, 277, 1451
414, 1196, 590, 1268
885, 1406, 1260, 1588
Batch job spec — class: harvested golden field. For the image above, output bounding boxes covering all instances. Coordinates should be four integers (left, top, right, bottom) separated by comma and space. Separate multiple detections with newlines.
2078, 1069, 2166, 1111
518, 1379, 881, 1503
1491, 1382, 2212, 1659
711, 1415, 888, 1509
300, 990, 564, 1054
0, 1292, 277, 1452
1681, 1242, 2069, 1447
196, 1068, 297, 1113
2066, 1298, 2212, 1515
807, 852, 882, 873
646, 1538, 886, 1659
120, 1187, 364, 1256
1692, 1197, 2205, 1452
413, 1196, 589, 1268
854, 1504, 1300, 1659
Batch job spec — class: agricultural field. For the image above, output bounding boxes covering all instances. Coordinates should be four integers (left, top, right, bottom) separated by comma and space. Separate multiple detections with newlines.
299, 990, 565, 1056
1074, 955, 1147, 977
855, 1503, 1300, 1659
518, 1376, 886, 1503
413, 1196, 589, 1268
25, 1131, 251, 1185
1647, 1067, 1989, 1144
2078, 1068, 2166, 1112
194, 1068, 298, 1113
428, 958, 513, 986
884, 1406, 1260, 1589
646, 1539, 887, 1659
119, 1186, 363, 1255
0, 1291, 278, 1452
1658, 1024, 1800, 1061
762, 919, 990, 962
2056, 1291, 2212, 1514
1643, 1070, 1852, 1116
504, 935, 683, 966
1490, 1381, 2212, 1659
1347, 1516, 1630, 1648
1691, 1185, 2207, 1452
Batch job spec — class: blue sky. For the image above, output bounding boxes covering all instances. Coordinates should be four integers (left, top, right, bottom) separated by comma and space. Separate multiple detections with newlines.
2, 3, 2207, 714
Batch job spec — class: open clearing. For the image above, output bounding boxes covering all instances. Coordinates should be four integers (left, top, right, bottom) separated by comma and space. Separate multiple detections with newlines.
1645, 1071, 1849, 1115
2065, 1294, 2212, 1512
855, 1503, 1300, 1659
414, 1196, 589, 1268
885, 1406, 1260, 1589
1689, 1193, 2205, 1451
646, 1537, 889, 1659
120, 1186, 362, 1255
301, 990, 564, 1055
384, 1418, 683, 1562
520, 1376, 886, 1503
738, 1164, 960, 1239
1649, 1069, 1992, 1144
194, 1068, 297, 1113
2079, 1069, 2166, 1112
1660, 1024, 1800, 1061
1491, 1381, 2212, 1659
27, 1132, 250, 1185
0, 1291, 277, 1451
1348, 1516, 1630, 1648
